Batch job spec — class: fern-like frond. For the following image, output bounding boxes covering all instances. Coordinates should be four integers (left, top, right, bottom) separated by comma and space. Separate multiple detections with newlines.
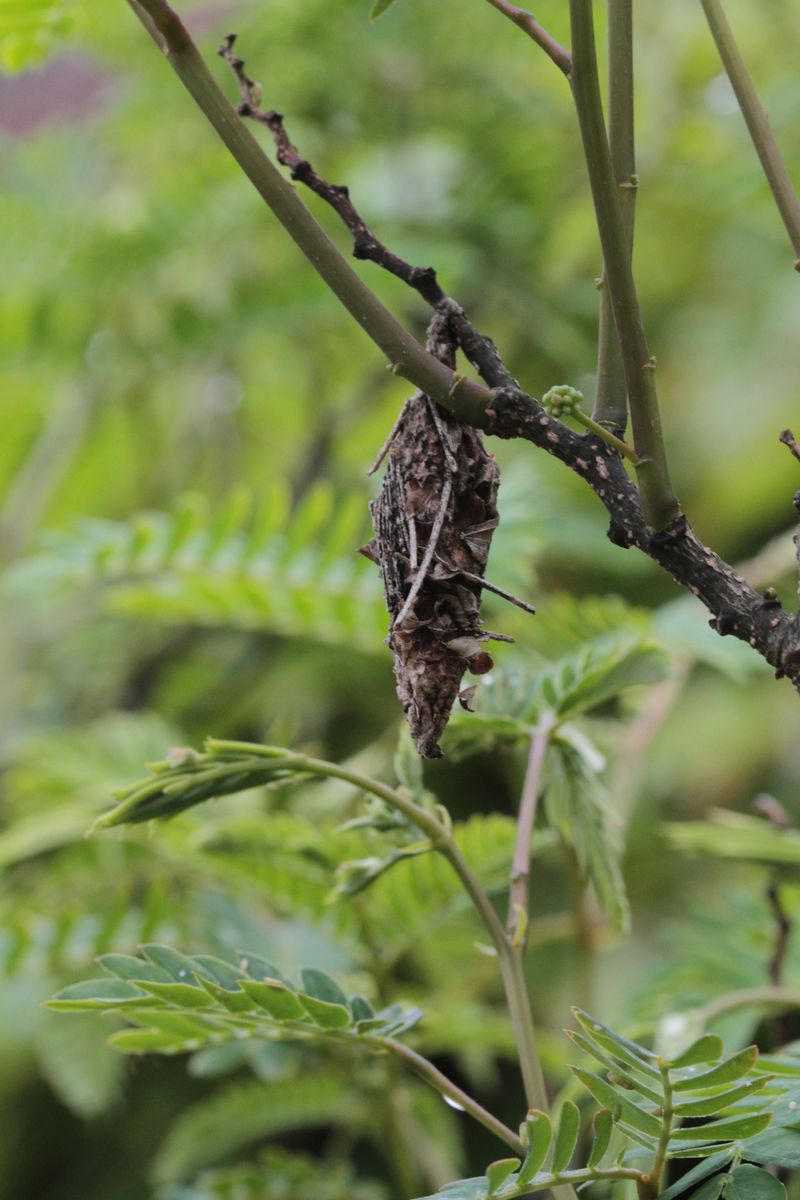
9, 485, 385, 649
150, 1075, 357, 1183
48, 945, 422, 1053
154, 1147, 387, 1199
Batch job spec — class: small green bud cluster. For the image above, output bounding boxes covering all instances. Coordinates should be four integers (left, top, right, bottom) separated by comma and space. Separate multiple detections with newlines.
542, 384, 584, 417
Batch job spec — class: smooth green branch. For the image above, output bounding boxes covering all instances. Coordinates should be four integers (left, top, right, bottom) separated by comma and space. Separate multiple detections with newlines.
568, 0, 679, 530
700, 0, 800, 266
593, 0, 636, 433
126, 0, 490, 425
382, 1038, 525, 1155
692, 985, 800, 1026
507, 717, 555, 939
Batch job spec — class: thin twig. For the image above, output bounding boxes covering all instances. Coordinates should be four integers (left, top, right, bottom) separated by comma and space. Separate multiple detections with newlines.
780, 430, 800, 597
484, 0, 572, 76
507, 719, 554, 936
219, 34, 517, 392
700, 0, 800, 268
459, 570, 537, 616
381, 1037, 524, 1154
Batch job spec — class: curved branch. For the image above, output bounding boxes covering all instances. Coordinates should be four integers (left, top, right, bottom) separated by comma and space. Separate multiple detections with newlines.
484, 0, 572, 75
381, 1037, 525, 1154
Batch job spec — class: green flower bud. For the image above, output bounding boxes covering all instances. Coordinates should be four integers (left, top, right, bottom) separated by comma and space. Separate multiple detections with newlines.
542, 384, 584, 418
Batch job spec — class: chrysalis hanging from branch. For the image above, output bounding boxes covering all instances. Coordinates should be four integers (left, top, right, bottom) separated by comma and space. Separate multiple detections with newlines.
362, 307, 535, 758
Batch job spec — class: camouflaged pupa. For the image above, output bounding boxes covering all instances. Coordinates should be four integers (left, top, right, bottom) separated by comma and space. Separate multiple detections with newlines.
361, 388, 507, 758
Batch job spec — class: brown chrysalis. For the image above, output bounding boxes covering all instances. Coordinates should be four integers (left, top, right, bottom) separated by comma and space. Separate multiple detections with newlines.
361, 309, 533, 758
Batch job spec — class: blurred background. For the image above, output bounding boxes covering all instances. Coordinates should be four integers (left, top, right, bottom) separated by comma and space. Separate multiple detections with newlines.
3, 1, 800, 1197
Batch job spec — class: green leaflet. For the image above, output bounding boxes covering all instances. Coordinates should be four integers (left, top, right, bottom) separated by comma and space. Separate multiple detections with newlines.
669, 1111, 772, 1142
517, 1111, 551, 1183
672, 1076, 774, 1117
571, 1009, 659, 1075
725, 1165, 787, 1199
668, 1034, 724, 1068
686, 1178, 724, 1200
660, 1152, 735, 1200
571, 1067, 661, 1140
485, 1159, 519, 1196
588, 1108, 612, 1167
551, 1101, 579, 1173
672, 1046, 759, 1091
370, 0, 399, 16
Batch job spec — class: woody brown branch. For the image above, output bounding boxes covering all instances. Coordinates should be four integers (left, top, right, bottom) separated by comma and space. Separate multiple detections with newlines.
218, 35, 515, 391
780, 429, 800, 594
219, 32, 800, 693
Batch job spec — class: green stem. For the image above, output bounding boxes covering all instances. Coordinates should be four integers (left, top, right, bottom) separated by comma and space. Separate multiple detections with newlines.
484, 0, 573, 75
593, 0, 636, 432
700, 0, 800, 266
693, 985, 800, 1026
568, 0, 679, 529
507, 718, 555, 941
574, 409, 639, 461
648, 1060, 673, 1197
126, 0, 491, 425
382, 1037, 525, 1154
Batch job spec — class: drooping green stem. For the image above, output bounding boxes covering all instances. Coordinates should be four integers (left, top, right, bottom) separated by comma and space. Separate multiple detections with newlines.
693, 985, 800, 1026
593, 0, 636, 432
574, 409, 639, 461
700, 0, 800, 266
568, 0, 679, 529
126, 0, 491, 424
508, 719, 554, 937
382, 1038, 525, 1154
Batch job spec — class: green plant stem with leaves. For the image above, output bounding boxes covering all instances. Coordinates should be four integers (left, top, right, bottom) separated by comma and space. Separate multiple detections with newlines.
593, 0, 635, 433
700, 0, 800, 266
567, 0, 678, 530
98, 738, 552, 1115
507, 718, 555, 939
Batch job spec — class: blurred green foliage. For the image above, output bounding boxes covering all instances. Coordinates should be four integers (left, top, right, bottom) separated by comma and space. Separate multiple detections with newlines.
4, 1, 800, 1198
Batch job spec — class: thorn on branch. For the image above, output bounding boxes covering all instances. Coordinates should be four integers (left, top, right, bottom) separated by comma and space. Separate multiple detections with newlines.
780, 428, 800, 465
